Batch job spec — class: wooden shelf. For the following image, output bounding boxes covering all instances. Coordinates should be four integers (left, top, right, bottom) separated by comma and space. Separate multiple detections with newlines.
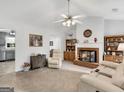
104, 35, 124, 63
64, 39, 76, 61
104, 55, 123, 63
67, 45, 75, 47
66, 39, 76, 52
105, 50, 123, 52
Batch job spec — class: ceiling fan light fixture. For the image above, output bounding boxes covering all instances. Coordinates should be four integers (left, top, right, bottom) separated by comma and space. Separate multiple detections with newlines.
67, 20, 71, 24
67, 23, 71, 27
62, 22, 67, 26
54, 0, 85, 27
72, 21, 76, 25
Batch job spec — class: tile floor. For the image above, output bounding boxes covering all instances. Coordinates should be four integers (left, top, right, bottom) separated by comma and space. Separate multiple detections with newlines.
0, 61, 15, 76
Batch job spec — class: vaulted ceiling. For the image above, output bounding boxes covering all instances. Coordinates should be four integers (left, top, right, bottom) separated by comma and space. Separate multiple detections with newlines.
0, 0, 124, 28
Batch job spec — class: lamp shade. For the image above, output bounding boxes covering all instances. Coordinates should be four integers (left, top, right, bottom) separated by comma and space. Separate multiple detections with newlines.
118, 43, 124, 51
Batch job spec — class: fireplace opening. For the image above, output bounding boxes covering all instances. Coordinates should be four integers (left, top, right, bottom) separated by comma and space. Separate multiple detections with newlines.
74, 48, 99, 68
77, 48, 99, 63
78, 50, 97, 62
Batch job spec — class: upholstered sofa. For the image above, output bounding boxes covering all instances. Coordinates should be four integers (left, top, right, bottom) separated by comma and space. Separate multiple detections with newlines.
48, 49, 62, 68
78, 61, 124, 92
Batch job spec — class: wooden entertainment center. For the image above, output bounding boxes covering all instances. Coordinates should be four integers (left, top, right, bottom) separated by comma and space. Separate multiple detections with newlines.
104, 35, 124, 63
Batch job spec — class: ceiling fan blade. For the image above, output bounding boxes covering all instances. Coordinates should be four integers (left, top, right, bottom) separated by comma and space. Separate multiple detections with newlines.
72, 15, 86, 19
73, 20, 82, 24
61, 14, 68, 18
54, 19, 64, 23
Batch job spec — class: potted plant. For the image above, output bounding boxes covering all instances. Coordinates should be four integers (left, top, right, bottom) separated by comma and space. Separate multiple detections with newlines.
23, 63, 31, 71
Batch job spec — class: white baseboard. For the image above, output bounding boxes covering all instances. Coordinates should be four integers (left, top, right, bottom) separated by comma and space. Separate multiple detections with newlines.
15, 67, 23, 72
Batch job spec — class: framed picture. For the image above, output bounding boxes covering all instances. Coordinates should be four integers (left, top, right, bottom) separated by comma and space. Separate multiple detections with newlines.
49, 41, 53, 46
29, 34, 43, 47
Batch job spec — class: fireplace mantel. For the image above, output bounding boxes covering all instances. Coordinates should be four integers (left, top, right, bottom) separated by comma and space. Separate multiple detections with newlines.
76, 42, 103, 48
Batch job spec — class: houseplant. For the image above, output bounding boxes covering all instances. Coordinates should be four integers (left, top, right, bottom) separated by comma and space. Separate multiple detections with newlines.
23, 63, 31, 71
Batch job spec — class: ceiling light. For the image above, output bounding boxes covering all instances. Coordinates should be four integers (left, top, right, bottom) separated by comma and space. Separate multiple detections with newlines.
67, 23, 71, 27
67, 20, 71, 24
72, 21, 76, 25
54, 0, 86, 27
62, 22, 66, 26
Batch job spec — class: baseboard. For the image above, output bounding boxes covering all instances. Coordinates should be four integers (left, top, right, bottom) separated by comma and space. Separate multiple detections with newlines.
15, 67, 23, 72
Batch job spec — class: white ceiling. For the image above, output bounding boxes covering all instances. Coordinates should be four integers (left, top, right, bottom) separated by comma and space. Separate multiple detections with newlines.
0, 0, 124, 28
73, 0, 124, 20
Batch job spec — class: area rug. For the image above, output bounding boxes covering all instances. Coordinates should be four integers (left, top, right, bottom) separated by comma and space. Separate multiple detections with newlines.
0, 68, 83, 92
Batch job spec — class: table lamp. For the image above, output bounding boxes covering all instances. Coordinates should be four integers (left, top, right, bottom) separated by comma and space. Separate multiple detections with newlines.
118, 43, 124, 50
118, 43, 124, 63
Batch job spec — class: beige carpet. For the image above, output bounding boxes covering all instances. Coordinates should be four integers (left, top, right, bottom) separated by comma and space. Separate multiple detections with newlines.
0, 68, 83, 92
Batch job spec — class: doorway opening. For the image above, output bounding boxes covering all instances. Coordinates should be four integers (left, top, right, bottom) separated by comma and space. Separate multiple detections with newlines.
0, 29, 15, 75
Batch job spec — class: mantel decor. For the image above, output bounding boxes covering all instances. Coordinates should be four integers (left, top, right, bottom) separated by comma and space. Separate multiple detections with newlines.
83, 29, 92, 38
29, 34, 43, 47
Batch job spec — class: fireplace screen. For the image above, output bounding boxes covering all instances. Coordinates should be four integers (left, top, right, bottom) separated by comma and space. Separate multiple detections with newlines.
78, 50, 97, 62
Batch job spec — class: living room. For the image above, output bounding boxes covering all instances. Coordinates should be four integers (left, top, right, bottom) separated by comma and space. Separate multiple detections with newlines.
0, 0, 124, 92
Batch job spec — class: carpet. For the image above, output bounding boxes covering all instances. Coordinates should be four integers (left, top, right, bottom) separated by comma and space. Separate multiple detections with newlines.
0, 68, 83, 92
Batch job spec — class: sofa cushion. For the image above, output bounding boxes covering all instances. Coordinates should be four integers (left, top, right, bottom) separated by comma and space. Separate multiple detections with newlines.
98, 67, 115, 78
90, 72, 112, 83
80, 74, 123, 92
48, 60, 59, 64
112, 64, 124, 89
101, 61, 119, 69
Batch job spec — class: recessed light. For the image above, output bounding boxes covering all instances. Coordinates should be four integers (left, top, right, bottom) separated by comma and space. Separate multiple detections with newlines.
112, 8, 119, 12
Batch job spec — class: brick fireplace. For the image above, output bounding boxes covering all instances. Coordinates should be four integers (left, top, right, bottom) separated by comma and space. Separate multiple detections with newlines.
74, 48, 99, 68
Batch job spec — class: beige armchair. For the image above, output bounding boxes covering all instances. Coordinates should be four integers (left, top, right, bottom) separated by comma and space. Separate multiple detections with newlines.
78, 61, 124, 92
48, 49, 62, 68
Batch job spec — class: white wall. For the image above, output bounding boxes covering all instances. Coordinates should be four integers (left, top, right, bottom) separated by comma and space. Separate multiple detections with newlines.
0, 18, 66, 71
76, 16, 104, 62
105, 20, 124, 35
76, 17, 104, 43
49, 37, 61, 50
2, 16, 124, 71
64, 26, 77, 39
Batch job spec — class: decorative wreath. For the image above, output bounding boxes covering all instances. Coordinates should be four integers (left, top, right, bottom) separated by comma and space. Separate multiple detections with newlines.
83, 29, 92, 38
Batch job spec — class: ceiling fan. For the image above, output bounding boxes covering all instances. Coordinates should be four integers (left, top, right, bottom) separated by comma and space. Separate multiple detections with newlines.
55, 0, 86, 27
